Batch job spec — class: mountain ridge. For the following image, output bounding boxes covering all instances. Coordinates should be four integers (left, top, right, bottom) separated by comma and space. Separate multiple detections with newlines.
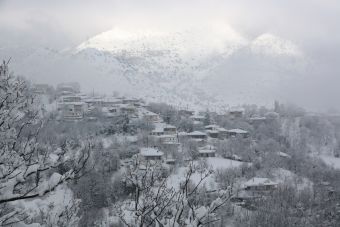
0, 26, 306, 110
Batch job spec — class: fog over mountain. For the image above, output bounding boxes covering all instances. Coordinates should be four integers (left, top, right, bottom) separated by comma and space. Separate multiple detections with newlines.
2, 2, 340, 227
0, 0, 339, 110
0, 26, 305, 109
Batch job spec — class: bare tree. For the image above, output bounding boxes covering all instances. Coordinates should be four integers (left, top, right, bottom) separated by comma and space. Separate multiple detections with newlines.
0, 61, 91, 226
116, 156, 233, 227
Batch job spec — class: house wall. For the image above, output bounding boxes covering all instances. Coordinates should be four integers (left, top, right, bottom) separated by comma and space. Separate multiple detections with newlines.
245, 185, 277, 191
144, 156, 162, 161
208, 132, 219, 138
164, 128, 177, 135
190, 135, 207, 139
199, 152, 215, 158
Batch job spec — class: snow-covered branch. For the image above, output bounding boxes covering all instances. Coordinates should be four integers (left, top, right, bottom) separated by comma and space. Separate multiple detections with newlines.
117, 157, 232, 227
0, 61, 91, 226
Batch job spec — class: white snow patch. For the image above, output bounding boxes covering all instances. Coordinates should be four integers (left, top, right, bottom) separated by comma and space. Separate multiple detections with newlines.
319, 155, 340, 169
203, 157, 245, 170
167, 167, 217, 191
272, 168, 313, 191
12, 184, 77, 227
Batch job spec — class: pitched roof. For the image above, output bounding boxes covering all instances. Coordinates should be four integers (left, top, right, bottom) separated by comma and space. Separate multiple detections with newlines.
244, 177, 277, 187
164, 124, 176, 129
227, 129, 248, 134
278, 152, 291, 158
206, 130, 219, 134
205, 124, 219, 128
217, 127, 228, 132
140, 148, 164, 157
188, 131, 207, 136
198, 149, 216, 154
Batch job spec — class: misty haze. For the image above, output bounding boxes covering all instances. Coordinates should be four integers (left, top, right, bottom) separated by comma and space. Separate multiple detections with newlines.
1, 1, 340, 226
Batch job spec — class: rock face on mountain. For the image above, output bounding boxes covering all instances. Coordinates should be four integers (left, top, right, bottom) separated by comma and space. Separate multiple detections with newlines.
0, 26, 306, 110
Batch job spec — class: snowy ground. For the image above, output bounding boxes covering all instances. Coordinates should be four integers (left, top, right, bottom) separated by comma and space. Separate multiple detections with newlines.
167, 166, 218, 191
102, 135, 137, 149
202, 157, 246, 170
272, 168, 313, 191
319, 155, 340, 169
12, 184, 77, 226
167, 157, 247, 191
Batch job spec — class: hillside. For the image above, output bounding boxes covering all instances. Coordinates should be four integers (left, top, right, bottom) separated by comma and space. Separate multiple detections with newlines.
0, 26, 306, 110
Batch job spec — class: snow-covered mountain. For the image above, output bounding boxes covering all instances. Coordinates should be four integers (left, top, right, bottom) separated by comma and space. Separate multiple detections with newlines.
74, 27, 305, 109
0, 26, 306, 110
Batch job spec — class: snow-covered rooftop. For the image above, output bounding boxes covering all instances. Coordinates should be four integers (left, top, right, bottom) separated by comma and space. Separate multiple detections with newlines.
59, 101, 86, 106
119, 104, 135, 109
102, 97, 122, 103
60, 95, 82, 99
206, 130, 219, 134
188, 131, 207, 136
144, 110, 158, 116
164, 124, 176, 129
198, 149, 216, 154
140, 148, 164, 157
243, 177, 277, 187
190, 115, 205, 119
205, 124, 219, 129
138, 107, 158, 116
278, 151, 291, 158
249, 116, 266, 121
158, 134, 176, 138
151, 123, 176, 133
217, 127, 228, 132
152, 129, 164, 134
200, 145, 216, 150
227, 129, 248, 134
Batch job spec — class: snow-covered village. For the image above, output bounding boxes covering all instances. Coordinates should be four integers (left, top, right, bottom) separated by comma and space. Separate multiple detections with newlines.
2, 64, 340, 226
1, 1, 340, 227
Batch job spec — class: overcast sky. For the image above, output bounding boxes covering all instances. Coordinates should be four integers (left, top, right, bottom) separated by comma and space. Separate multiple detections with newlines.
1, 0, 339, 110
1, 0, 339, 49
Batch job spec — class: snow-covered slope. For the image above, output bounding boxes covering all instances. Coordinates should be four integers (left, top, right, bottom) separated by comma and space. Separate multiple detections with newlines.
74, 27, 305, 109
0, 26, 306, 110
74, 27, 248, 109
250, 33, 302, 57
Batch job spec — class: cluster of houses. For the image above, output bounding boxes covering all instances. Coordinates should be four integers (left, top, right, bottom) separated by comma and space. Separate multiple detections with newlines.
135, 108, 283, 210
205, 125, 249, 139
50, 83, 162, 122
31, 82, 283, 208
140, 107, 255, 162
30, 82, 164, 123
177, 126, 249, 144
